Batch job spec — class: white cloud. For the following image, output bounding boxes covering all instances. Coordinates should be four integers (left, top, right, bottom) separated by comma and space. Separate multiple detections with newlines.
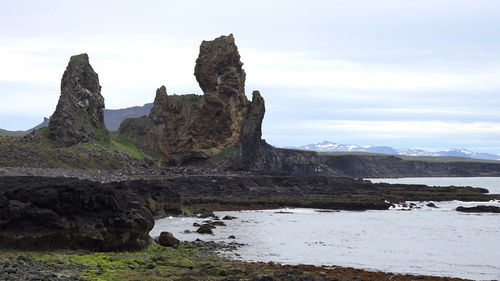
244, 49, 500, 92
294, 120, 500, 139
0, 35, 202, 111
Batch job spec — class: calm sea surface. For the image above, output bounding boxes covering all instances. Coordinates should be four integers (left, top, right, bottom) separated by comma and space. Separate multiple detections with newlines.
151, 177, 500, 280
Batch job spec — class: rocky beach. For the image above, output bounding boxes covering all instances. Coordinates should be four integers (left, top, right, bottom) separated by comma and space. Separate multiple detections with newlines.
1, 34, 499, 280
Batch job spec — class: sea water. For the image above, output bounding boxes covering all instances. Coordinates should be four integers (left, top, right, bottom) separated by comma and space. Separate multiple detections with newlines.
367, 177, 500, 194
151, 178, 500, 280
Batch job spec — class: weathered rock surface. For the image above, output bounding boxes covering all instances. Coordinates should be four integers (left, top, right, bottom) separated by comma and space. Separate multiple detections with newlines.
126, 179, 182, 218
0, 176, 180, 251
157, 231, 180, 247
120, 34, 265, 165
48, 53, 108, 147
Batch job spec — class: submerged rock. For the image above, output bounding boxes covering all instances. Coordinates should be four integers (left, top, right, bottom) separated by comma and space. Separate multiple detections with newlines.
222, 215, 237, 220
48, 53, 108, 147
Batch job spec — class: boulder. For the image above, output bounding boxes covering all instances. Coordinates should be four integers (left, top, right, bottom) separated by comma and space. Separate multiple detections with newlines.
48, 53, 109, 147
158, 231, 180, 247
0, 176, 179, 251
196, 224, 214, 234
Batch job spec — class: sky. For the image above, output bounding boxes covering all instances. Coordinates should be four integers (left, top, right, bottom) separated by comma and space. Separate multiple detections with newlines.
1, 0, 500, 154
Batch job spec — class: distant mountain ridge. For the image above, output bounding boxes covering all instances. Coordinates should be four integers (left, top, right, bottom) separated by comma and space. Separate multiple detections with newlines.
103, 103, 153, 131
290, 141, 500, 161
0, 129, 26, 137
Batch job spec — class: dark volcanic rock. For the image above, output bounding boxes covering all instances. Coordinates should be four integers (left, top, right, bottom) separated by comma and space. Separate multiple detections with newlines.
158, 231, 180, 247
0, 176, 179, 251
236, 91, 266, 169
456, 205, 500, 213
196, 224, 214, 234
222, 215, 237, 220
255, 143, 336, 176
319, 153, 500, 178
122, 179, 182, 219
48, 53, 109, 147
211, 221, 226, 226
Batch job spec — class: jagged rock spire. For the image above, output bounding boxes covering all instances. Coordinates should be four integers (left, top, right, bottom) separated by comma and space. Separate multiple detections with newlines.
48, 53, 108, 147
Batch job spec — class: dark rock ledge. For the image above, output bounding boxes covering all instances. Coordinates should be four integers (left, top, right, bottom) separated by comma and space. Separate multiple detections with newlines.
456, 205, 500, 213
0, 176, 181, 251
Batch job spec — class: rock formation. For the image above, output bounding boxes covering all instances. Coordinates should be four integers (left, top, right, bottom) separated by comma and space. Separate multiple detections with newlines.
121, 34, 264, 165
0, 176, 180, 251
456, 205, 500, 213
48, 53, 108, 147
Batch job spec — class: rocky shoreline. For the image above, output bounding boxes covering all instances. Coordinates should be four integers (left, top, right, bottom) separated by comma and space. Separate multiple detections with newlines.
1, 171, 495, 280
1, 172, 497, 250
0, 242, 473, 281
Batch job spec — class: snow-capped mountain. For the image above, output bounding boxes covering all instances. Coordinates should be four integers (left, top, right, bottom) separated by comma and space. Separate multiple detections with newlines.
290, 141, 500, 161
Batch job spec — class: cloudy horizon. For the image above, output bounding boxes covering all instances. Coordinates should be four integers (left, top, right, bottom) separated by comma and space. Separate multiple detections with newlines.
1, 0, 500, 154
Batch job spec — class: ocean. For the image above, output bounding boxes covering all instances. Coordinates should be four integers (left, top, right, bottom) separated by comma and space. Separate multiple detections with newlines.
151, 177, 500, 280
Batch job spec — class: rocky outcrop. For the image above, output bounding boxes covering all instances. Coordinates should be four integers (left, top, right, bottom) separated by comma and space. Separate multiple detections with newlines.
48, 53, 108, 147
255, 143, 337, 176
456, 205, 500, 213
0, 176, 180, 251
122, 179, 182, 218
235, 91, 266, 169
121, 34, 264, 165
319, 153, 500, 178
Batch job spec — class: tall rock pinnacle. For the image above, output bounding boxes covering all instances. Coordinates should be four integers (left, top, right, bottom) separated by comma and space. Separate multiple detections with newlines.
48, 53, 108, 147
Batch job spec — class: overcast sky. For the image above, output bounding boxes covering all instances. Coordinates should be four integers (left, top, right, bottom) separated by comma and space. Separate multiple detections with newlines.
1, 0, 500, 153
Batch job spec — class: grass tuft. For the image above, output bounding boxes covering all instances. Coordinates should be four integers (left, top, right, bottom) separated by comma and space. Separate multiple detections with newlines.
111, 136, 152, 161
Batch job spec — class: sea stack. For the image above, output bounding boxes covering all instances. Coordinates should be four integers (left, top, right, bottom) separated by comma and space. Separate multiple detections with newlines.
48, 53, 108, 147
123, 34, 265, 164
